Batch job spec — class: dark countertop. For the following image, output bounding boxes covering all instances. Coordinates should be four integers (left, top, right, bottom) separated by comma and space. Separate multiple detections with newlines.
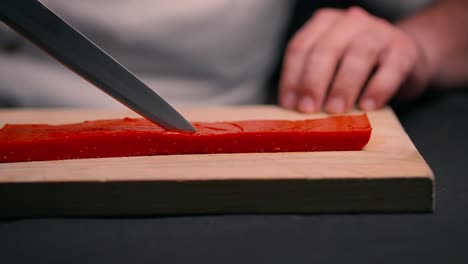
1, 90, 467, 264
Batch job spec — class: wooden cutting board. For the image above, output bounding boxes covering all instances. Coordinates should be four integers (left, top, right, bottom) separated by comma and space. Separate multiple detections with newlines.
0, 106, 433, 217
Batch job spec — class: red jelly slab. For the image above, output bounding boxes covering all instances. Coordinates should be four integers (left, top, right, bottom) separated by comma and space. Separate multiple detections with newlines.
0, 114, 372, 163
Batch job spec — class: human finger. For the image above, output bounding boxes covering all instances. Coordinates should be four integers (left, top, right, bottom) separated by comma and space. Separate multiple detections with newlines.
359, 35, 418, 110
279, 8, 342, 109
296, 7, 371, 113
325, 23, 390, 113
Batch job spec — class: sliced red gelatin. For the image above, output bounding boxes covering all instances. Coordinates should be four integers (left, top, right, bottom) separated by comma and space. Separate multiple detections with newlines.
0, 114, 372, 163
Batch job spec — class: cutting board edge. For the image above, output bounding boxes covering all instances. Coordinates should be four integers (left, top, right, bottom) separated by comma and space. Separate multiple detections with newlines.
0, 176, 434, 218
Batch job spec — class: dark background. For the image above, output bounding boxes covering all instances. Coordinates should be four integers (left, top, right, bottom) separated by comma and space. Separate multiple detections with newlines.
1, 1, 467, 263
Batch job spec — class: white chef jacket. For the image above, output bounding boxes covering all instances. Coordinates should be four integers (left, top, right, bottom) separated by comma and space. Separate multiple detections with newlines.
0, 1, 293, 108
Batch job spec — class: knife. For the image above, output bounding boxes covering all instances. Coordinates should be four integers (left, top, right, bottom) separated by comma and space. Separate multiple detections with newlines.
0, 0, 196, 132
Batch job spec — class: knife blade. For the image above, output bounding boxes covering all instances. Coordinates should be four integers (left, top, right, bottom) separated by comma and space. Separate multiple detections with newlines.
0, 0, 196, 132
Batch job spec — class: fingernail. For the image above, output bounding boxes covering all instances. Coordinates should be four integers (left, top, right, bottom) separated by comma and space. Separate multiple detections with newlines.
282, 92, 297, 109
298, 96, 315, 113
326, 97, 345, 113
360, 98, 376, 111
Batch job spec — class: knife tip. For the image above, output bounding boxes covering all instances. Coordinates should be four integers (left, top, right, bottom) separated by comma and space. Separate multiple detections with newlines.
178, 122, 197, 133
154, 117, 197, 133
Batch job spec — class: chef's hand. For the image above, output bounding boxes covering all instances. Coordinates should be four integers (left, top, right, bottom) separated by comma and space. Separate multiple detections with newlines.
279, 7, 432, 113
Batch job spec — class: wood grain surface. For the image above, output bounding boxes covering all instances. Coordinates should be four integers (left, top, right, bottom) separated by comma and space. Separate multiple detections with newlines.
0, 106, 434, 217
